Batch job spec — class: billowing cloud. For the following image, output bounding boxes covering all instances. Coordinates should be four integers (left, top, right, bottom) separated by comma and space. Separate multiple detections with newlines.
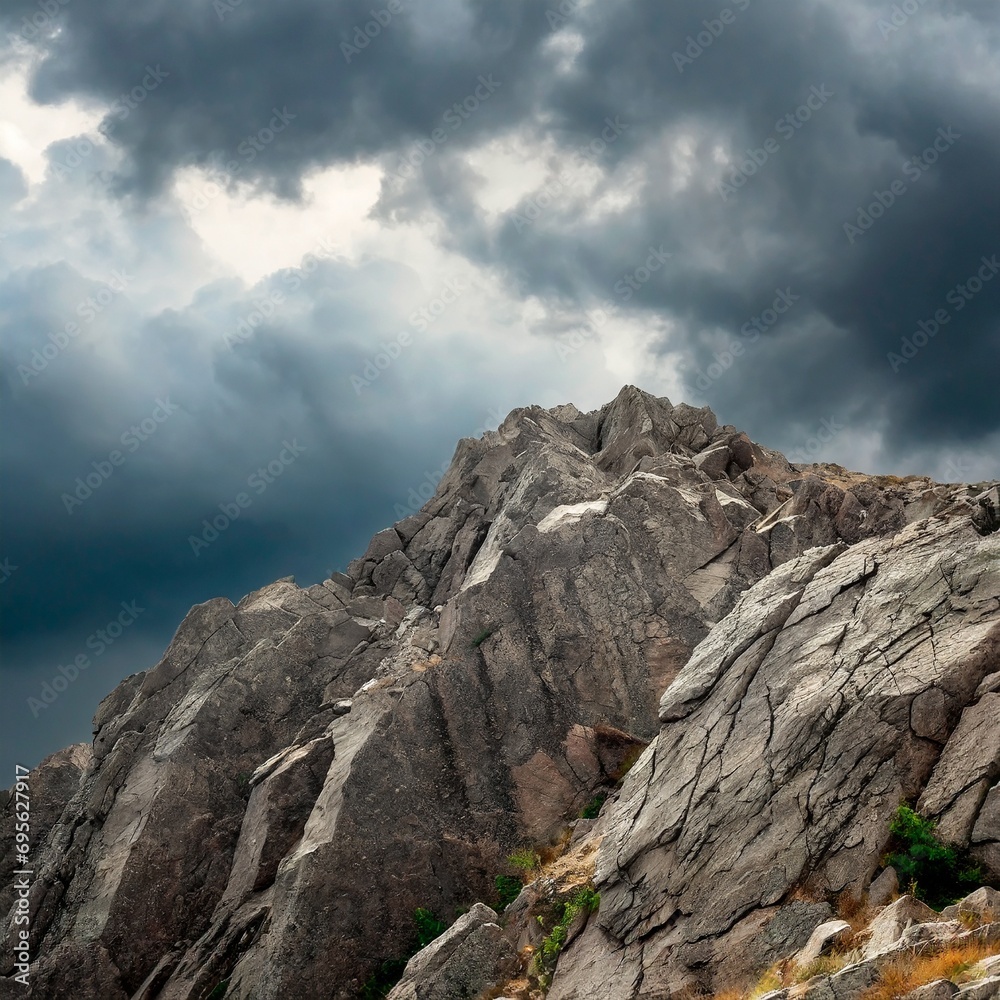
1, 0, 998, 766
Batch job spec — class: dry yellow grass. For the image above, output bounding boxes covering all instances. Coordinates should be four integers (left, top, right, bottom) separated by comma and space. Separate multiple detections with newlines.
537, 834, 602, 889
792, 953, 854, 984
832, 891, 886, 953
700, 938, 998, 1000
858, 940, 998, 1000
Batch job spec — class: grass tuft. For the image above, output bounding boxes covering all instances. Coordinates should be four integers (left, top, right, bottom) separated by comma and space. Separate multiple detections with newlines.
858, 940, 997, 1000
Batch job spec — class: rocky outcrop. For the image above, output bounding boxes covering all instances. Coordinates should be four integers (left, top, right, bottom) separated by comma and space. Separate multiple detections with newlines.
386, 903, 516, 1000
1, 386, 996, 1000
972, 486, 1000, 536
550, 506, 1000, 998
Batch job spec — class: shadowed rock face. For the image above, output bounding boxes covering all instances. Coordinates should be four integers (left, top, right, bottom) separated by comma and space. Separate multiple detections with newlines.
1, 386, 994, 1000
0, 743, 91, 927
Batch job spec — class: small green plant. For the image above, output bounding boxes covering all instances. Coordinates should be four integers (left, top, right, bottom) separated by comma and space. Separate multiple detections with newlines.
413, 908, 447, 948
883, 804, 982, 909
359, 959, 409, 1000
206, 980, 229, 1000
508, 848, 540, 872
537, 886, 601, 969
495, 874, 523, 910
357, 909, 448, 998
580, 793, 607, 819
470, 627, 495, 648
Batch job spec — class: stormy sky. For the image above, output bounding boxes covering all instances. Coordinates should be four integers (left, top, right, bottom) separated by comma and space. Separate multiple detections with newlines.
2, 0, 999, 769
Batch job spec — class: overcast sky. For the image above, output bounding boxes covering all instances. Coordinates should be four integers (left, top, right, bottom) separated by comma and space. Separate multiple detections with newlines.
2, 0, 998, 768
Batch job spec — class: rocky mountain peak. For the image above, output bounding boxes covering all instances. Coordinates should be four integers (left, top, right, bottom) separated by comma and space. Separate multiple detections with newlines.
2, 387, 997, 1000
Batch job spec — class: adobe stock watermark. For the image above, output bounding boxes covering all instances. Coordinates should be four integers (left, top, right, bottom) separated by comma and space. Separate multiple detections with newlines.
11, 764, 31, 988
887, 253, 1000, 372
688, 288, 800, 389
545, 0, 586, 30
27, 601, 145, 717
7, 0, 71, 46
391, 407, 507, 519
1, 558, 18, 583
188, 440, 306, 556
351, 277, 470, 393
184, 107, 296, 213
551, 240, 673, 358
785, 417, 845, 465
941, 454, 976, 485
554, 304, 615, 362
614, 245, 672, 301
49, 66, 169, 180
673, 0, 752, 73
390, 76, 501, 183
718, 85, 834, 202
61, 397, 180, 514
226, 235, 341, 349
17, 269, 133, 385
213, 0, 256, 20
843, 126, 960, 244
510, 115, 629, 232
98, 65, 170, 138
877, 0, 931, 40
339, 0, 411, 62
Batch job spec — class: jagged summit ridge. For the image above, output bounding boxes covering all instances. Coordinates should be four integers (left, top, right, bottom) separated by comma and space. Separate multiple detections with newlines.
1, 386, 996, 1000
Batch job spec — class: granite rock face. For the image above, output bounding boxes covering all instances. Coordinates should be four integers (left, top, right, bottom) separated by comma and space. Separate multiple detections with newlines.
550, 506, 1000, 999
1, 386, 996, 1000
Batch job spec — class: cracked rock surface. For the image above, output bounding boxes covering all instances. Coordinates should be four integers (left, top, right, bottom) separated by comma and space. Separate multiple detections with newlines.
550, 511, 1000, 999
1, 386, 995, 1000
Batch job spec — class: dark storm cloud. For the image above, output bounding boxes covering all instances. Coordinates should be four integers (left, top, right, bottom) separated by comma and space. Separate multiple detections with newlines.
414, 0, 1000, 464
3, 0, 1000, 768
2, 0, 552, 196
0, 245, 515, 766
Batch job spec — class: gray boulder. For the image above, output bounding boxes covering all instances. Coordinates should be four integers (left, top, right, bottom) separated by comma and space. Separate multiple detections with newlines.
794, 920, 852, 967
904, 982, 960, 1000
864, 895, 944, 958
2, 387, 995, 1000
386, 903, 517, 1000
957, 978, 1000, 1000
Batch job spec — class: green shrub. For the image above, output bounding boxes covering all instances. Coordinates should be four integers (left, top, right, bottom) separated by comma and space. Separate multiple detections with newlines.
495, 874, 523, 910
413, 908, 447, 949
359, 959, 409, 1000
508, 848, 540, 872
538, 886, 601, 968
580, 793, 607, 819
206, 980, 229, 1000
884, 804, 982, 909
358, 909, 448, 998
